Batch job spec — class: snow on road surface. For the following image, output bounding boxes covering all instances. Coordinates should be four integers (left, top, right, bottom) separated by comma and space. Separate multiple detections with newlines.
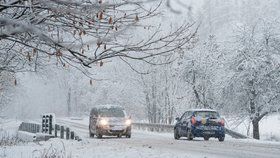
1, 118, 280, 158
56, 118, 280, 158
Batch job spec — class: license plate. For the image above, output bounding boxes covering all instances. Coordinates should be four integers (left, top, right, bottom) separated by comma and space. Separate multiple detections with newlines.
204, 126, 216, 130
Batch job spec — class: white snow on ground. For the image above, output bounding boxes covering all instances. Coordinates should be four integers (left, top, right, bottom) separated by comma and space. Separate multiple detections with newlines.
0, 136, 207, 158
1, 118, 280, 158
226, 114, 280, 141
259, 114, 280, 141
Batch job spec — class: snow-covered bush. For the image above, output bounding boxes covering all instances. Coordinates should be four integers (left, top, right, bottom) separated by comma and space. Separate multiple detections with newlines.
0, 131, 23, 146
32, 141, 70, 158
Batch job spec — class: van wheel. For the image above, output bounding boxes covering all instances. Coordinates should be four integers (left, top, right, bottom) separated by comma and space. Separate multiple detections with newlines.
97, 134, 102, 139
89, 132, 94, 138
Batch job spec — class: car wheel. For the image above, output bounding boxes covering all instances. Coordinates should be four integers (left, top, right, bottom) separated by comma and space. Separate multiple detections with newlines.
174, 128, 180, 140
89, 132, 94, 138
126, 134, 131, 138
187, 128, 193, 141
218, 136, 225, 142
204, 136, 209, 141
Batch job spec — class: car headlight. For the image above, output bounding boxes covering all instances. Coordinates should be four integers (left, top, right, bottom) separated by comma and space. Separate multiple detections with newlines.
125, 119, 132, 126
99, 119, 108, 126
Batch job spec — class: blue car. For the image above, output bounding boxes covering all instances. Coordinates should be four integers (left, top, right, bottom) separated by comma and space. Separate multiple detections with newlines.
174, 109, 225, 141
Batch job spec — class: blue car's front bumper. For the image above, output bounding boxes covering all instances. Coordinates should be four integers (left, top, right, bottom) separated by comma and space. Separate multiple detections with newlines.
191, 125, 225, 138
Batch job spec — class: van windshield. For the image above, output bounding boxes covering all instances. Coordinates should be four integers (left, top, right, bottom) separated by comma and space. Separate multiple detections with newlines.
98, 108, 125, 117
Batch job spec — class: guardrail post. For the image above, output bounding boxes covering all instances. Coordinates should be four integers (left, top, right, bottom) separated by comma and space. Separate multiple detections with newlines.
55, 124, 59, 137
66, 127, 70, 140
42, 115, 46, 133
70, 131, 75, 139
49, 115, 53, 135
60, 126, 64, 139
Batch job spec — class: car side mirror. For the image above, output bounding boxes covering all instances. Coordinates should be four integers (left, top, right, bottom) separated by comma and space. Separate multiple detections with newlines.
175, 117, 180, 121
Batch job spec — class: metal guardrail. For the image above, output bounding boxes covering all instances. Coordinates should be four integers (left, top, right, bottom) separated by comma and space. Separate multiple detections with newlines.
133, 123, 174, 133
133, 122, 248, 139
18, 122, 81, 141
18, 122, 41, 133
54, 124, 82, 141
224, 128, 248, 139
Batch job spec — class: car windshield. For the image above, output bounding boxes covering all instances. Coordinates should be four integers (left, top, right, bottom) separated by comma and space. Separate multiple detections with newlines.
194, 111, 219, 119
98, 108, 125, 117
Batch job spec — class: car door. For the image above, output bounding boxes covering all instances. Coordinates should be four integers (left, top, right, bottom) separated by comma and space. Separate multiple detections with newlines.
178, 112, 190, 136
179, 111, 192, 136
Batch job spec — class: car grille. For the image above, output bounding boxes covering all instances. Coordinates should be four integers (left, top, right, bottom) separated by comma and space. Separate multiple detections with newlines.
109, 130, 124, 133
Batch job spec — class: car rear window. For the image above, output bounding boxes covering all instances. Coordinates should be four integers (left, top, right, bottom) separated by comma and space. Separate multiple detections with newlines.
193, 111, 219, 119
98, 108, 125, 117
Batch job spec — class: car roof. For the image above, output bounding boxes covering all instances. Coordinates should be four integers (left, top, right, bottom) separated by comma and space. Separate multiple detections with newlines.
94, 104, 124, 110
187, 109, 218, 112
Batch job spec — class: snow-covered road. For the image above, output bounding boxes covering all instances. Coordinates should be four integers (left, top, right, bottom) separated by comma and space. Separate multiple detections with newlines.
56, 118, 280, 158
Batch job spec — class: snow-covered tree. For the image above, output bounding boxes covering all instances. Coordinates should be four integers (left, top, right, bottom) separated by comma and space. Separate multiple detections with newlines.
137, 53, 191, 124
182, 35, 223, 109
0, 71, 15, 117
0, 0, 197, 72
224, 20, 280, 139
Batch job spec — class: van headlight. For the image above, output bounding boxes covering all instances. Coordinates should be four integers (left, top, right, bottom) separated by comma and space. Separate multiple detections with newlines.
99, 119, 108, 126
125, 119, 132, 126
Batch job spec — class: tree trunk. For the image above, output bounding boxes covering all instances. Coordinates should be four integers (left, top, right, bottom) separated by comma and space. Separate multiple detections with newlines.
67, 88, 71, 117
252, 119, 260, 140
248, 79, 260, 139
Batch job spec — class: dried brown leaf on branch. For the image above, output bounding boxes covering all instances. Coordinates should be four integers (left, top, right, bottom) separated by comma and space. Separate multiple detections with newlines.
56, 50, 62, 57
14, 79, 17, 86
32, 48, 37, 57
99, 12, 103, 20
0, 0, 198, 73
135, 15, 139, 22
27, 52, 31, 62
109, 17, 113, 24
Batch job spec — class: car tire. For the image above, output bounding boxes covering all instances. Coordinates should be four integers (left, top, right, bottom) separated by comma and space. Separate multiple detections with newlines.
89, 132, 94, 138
204, 136, 209, 141
187, 128, 193, 141
126, 134, 131, 138
174, 128, 180, 140
218, 136, 225, 142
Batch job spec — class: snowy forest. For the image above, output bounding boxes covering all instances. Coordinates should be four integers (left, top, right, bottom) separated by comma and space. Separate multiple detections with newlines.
1, 0, 280, 141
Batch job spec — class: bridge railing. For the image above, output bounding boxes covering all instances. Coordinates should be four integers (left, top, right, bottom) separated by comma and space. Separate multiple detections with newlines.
18, 122, 41, 133
18, 122, 82, 141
